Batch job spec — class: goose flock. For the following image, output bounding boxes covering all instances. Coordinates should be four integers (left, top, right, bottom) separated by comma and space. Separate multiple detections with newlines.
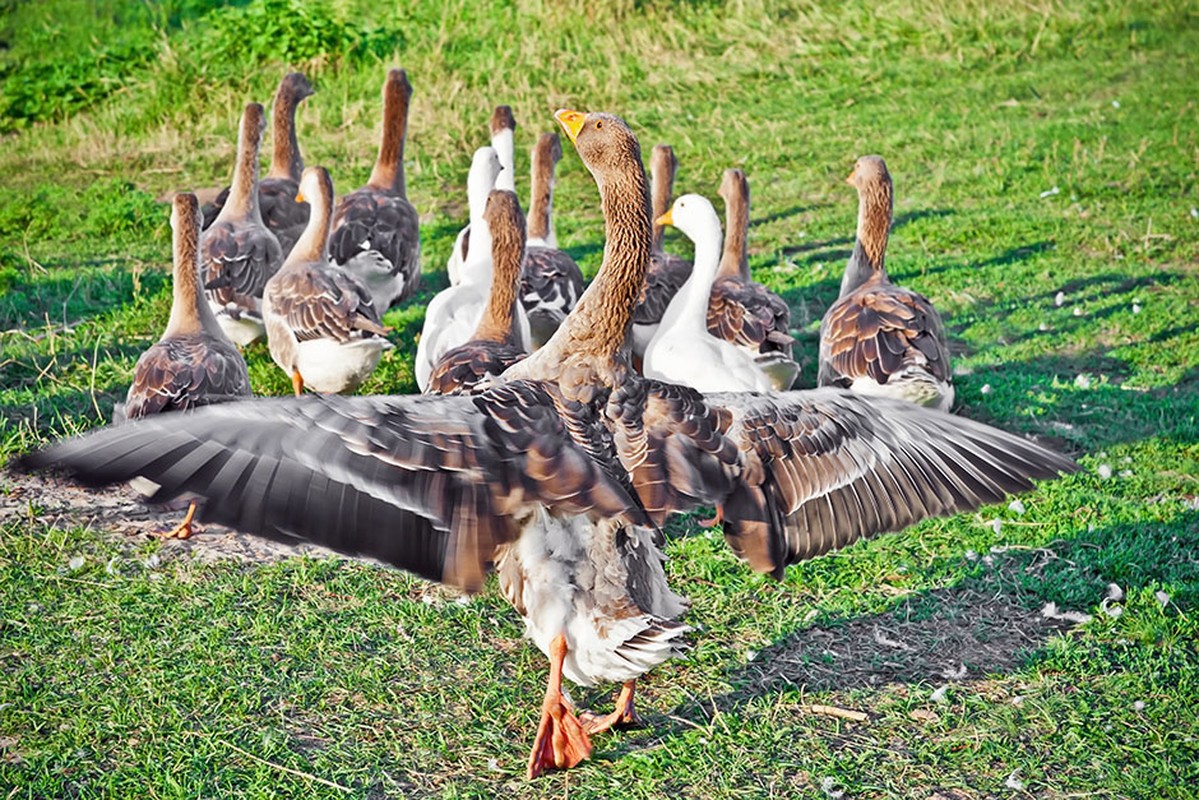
22, 69, 1078, 780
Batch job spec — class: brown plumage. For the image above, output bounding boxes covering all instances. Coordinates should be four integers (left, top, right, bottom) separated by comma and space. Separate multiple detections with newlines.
706, 169, 797, 389
520, 132, 585, 348
24, 112, 1073, 780
199, 102, 285, 346
631, 144, 692, 359
329, 69, 421, 312
427, 190, 529, 395
203, 73, 314, 256
818, 156, 954, 410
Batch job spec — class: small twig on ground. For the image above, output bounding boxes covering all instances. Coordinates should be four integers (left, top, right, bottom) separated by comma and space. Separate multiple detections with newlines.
216, 738, 354, 793
805, 704, 869, 723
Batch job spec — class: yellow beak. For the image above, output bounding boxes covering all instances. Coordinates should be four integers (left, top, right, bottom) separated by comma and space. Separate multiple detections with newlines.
844, 170, 856, 185
554, 109, 586, 144
654, 210, 673, 227
295, 191, 306, 203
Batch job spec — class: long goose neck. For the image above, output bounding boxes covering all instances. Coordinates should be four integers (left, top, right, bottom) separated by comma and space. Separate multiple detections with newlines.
166, 196, 222, 338
841, 177, 892, 297
288, 172, 333, 266
474, 210, 525, 344
663, 219, 721, 333
490, 106, 517, 193
368, 70, 412, 195
650, 145, 676, 252
717, 172, 750, 280
527, 134, 558, 243
268, 80, 305, 181
223, 105, 265, 221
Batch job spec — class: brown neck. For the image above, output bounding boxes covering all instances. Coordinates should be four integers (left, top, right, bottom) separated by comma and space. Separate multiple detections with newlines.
650, 145, 676, 252
527, 133, 559, 241
289, 170, 334, 265
841, 178, 893, 296
224, 104, 265, 220
717, 169, 750, 280
268, 78, 306, 181
166, 195, 222, 337
368, 70, 412, 194
475, 204, 526, 344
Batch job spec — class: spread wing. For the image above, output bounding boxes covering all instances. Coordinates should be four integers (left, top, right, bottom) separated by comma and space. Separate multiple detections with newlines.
21, 383, 651, 593
707, 389, 1076, 575
330, 188, 421, 294
707, 276, 794, 356
266, 264, 389, 343
426, 341, 528, 396
818, 282, 951, 389
120, 334, 252, 422
633, 251, 691, 325
199, 220, 284, 312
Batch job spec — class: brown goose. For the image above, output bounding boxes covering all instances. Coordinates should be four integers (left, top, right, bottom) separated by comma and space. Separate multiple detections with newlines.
707, 169, 798, 390
203, 73, 314, 256
116, 192, 252, 538
426, 190, 528, 395
631, 144, 692, 361
819, 156, 954, 410
520, 132, 585, 348
329, 69, 421, 312
24, 111, 1074, 781
263, 167, 392, 396
199, 102, 284, 346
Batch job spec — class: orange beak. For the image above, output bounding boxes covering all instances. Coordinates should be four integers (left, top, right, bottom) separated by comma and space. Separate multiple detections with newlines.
554, 109, 586, 144
844, 169, 856, 185
295, 191, 306, 203
654, 210, 674, 227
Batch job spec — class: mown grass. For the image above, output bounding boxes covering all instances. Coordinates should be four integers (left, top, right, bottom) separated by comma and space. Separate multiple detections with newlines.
2, 0, 1198, 796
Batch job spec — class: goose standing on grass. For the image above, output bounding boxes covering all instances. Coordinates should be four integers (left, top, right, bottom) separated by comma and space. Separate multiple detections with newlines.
263, 166, 392, 396
631, 144, 692, 361
644, 194, 773, 392
23, 111, 1075, 781
203, 73, 314, 256
426, 190, 529, 395
330, 69, 421, 312
707, 169, 798, 390
520, 132, 585, 348
446, 147, 501, 287
819, 156, 954, 409
116, 192, 251, 539
199, 102, 284, 346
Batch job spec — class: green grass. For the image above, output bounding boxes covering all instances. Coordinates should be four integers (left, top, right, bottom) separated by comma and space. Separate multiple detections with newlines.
2, 0, 1198, 796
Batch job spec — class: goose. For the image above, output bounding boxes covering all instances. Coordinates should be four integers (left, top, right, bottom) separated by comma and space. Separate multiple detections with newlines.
413, 175, 533, 391
819, 156, 954, 409
203, 72, 314, 256
24, 110, 1075, 780
116, 192, 252, 539
262, 166, 392, 395
446, 106, 518, 285
426, 190, 528, 395
707, 169, 799, 390
199, 102, 284, 346
644, 194, 773, 392
329, 69, 421, 312
631, 144, 692, 361
446, 147, 501, 287
520, 132, 585, 348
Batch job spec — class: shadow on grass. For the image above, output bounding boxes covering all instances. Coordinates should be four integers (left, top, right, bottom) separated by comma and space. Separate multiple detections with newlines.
0, 258, 168, 332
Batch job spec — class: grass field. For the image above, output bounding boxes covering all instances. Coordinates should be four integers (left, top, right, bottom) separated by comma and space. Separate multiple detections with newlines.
2, 0, 1198, 796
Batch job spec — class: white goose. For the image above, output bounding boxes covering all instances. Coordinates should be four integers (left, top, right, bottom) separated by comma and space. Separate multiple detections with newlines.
446, 147, 501, 287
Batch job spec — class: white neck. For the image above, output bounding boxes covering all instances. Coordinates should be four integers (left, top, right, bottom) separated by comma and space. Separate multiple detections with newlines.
467, 148, 500, 226
460, 217, 495, 287
660, 207, 722, 334
491, 128, 515, 192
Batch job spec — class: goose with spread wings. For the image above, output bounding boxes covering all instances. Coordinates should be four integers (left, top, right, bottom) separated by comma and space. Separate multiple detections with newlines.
23, 111, 1074, 780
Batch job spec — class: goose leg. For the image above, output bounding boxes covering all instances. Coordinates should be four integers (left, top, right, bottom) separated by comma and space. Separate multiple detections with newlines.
527, 633, 592, 779
163, 502, 197, 540
580, 680, 642, 735
698, 504, 724, 529
291, 370, 304, 397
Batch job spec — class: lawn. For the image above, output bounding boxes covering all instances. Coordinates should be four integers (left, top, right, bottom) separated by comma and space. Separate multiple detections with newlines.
1, 0, 1198, 797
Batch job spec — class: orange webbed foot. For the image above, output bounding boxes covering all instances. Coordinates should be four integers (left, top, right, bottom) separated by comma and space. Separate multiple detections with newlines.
526, 691, 592, 779
161, 502, 197, 540
580, 680, 642, 735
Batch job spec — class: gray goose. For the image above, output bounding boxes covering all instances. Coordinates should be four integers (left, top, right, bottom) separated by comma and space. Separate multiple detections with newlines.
117, 192, 252, 538
707, 169, 798, 390
329, 69, 421, 312
263, 167, 392, 396
819, 156, 954, 409
519, 132, 585, 348
203, 73, 314, 256
426, 190, 528, 395
199, 102, 284, 346
24, 111, 1074, 780
630, 143, 692, 361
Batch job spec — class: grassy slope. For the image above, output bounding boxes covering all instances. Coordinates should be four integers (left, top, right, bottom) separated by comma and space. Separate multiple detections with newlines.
2, 0, 1198, 796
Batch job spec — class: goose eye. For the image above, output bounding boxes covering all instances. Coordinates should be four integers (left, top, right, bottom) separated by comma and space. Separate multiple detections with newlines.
595, 120, 603, 130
